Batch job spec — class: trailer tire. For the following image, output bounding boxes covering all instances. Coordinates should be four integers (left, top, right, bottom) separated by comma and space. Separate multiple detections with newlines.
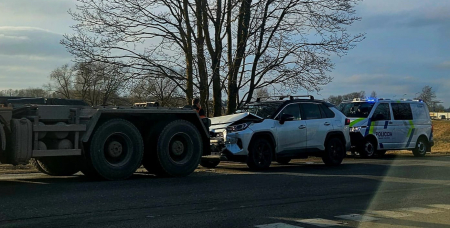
30, 157, 80, 176
86, 119, 144, 180
146, 120, 202, 177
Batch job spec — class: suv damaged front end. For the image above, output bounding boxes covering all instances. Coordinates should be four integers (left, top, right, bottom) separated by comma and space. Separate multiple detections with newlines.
207, 113, 262, 158
224, 122, 254, 157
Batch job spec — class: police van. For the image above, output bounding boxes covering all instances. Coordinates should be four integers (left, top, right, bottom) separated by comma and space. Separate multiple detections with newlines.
338, 98, 433, 157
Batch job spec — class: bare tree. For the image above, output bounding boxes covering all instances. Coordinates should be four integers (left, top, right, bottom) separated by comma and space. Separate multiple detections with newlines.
326, 91, 365, 106
418, 86, 440, 111
418, 86, 437, 104
49, 64, 75, 99
130, 76, 184, 107
255, 87, 270, 99
62, 0, 200, 105
74, 62, 129, 106
234, 0, 364, 110
48, 62, 129, 106
63, 0, 365, 115
0, 88, 51, 98
370, 91, 377, 98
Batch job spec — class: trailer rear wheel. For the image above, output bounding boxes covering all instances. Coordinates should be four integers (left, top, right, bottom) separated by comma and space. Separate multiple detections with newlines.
86, 119, 144, 180
145, 120, 202, 177
30, 157, 80, 176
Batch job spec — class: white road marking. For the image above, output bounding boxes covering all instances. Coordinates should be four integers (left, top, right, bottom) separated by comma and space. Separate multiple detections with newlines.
335, 214, 379, 222
400, 207, 443, 214
428, 204, 450, 210
6, 179, 48, 185
297, 218, 344, 227
255, 223, 303, 228
367, 210, 412, 218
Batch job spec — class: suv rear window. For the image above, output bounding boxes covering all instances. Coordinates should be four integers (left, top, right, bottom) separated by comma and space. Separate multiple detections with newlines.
320, 104, 335, 118
301, 103, 322, 120
391, 103, 413, 120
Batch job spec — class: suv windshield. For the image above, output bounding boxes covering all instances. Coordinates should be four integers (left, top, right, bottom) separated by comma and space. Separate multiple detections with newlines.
236, 102, 282, 119
338, 102, 375, 118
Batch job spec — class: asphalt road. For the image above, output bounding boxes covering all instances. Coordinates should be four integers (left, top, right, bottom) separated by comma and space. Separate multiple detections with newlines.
1, 154, 450, 228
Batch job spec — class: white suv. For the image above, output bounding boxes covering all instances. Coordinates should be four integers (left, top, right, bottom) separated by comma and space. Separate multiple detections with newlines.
204, 96, 351, 169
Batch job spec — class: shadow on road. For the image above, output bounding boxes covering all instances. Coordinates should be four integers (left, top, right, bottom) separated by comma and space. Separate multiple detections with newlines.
0, 155, 449, 228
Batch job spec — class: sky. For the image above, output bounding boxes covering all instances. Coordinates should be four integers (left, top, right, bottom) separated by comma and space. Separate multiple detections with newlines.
0, 0, 449, 107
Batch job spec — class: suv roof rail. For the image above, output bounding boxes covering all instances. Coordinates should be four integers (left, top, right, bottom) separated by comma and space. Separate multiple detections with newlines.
256, 95, 314, 102
289, 95, 314, 100
256, 96, 288, 102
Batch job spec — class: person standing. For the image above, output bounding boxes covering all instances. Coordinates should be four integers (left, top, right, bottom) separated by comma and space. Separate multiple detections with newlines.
192, 98, 206, 118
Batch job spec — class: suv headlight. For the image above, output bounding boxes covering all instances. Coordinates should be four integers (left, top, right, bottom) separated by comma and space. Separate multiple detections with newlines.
227, 122, 251, 133
350, 126, 362, 133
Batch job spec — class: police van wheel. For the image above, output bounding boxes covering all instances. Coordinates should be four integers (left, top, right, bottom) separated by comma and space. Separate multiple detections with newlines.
360, 139, 376, 158
413, 138, 428, 157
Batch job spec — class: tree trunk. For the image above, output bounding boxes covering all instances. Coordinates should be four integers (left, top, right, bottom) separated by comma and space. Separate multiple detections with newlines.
183, 0, 194, 105
195, 0, 209, 114
211, 0, 223, 116
226, 0, 252, 114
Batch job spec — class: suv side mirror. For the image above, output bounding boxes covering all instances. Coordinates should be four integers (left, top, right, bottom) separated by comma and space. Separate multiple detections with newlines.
279, 113, 295, 124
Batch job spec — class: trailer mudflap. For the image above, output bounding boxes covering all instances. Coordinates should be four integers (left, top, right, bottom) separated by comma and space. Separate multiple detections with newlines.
10, 118, 33, 165
0, 123, 5, 151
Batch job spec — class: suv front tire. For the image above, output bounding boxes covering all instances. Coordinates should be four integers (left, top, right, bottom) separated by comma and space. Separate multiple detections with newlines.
247, 138, 273, 170
322, 137, 345, 166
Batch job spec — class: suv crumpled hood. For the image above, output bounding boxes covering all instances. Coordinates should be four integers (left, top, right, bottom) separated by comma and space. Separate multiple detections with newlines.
210, 112, 262, 131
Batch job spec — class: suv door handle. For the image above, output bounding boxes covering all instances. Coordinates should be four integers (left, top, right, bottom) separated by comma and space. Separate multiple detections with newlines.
298, 125, 306, 129
389, 121, 393, 124
324, 122, 331, 126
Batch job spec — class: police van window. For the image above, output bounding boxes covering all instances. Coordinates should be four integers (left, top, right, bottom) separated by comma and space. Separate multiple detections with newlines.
320, 104, 335, 118
412, 103, 428, 120
279, 104, 301, 120
339, 102, 375, 118
372, 103, 391, 120
301, 103, 322, 120
391, 103, 413, 120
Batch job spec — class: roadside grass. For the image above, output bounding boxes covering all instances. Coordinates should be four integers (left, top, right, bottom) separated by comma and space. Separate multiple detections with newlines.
430, 120, 450, 152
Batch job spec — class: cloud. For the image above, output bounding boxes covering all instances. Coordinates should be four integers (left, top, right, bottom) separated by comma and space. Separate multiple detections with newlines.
315, 72, 450, 108
0, 27, 70, 58
352, 1, 450, 31
0, 0, 76, 17
0, 56, 68, 90
357, 0, 447, 15
0, 1, 77, 34
436, 61, 450, 69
